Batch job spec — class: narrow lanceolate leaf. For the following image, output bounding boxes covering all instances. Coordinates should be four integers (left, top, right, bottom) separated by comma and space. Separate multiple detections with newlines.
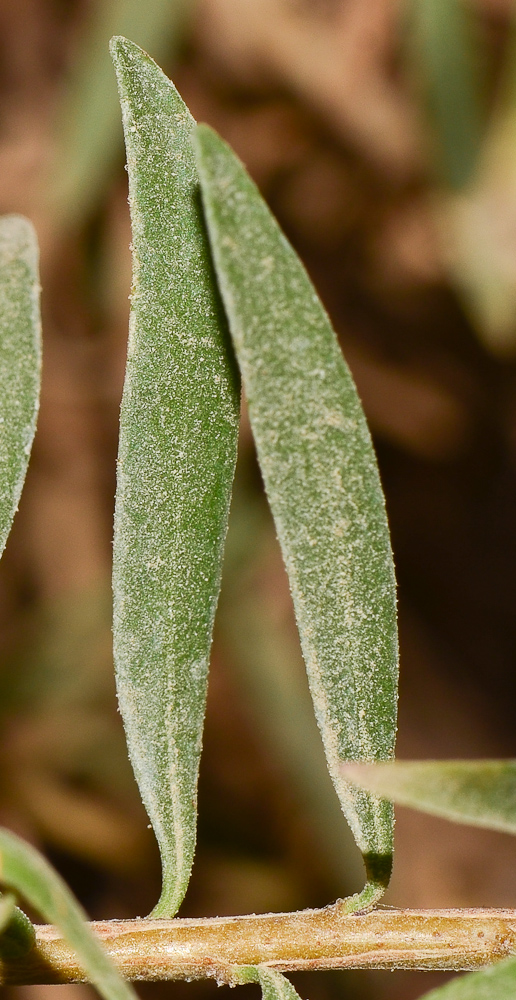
343, 760, 516, 834
111, 40, 239, 917
195, 125, 398, 903
237, 966, 303, 1000
0, 216, 41, 558
420, 955, 516, 1000
0, 828, 137, 1000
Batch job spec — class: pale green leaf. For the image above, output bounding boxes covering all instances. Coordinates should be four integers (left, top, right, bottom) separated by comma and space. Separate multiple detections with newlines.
343, 759, 516, 834
236, 965, 303, 1000
407, 0, 484, 190
194, 124, 398, 903
0, 827, 137, 1000
420, 955, 516, 1000
111, 39, 239, 917
0, 216, 41, 559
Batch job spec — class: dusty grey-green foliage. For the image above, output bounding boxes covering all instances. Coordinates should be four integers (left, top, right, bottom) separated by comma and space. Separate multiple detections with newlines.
0, 828, 137, 1000
0, 216, 41, 558
343, 759, 516, 834
111, 39, 239, 918
194, 125, 398, 899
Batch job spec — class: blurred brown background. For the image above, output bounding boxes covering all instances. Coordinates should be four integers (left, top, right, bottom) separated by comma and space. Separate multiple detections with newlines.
1, 2, 516, 1000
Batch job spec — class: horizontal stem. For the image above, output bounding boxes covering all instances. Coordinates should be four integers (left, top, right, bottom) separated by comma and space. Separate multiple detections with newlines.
2, 906, 516, 984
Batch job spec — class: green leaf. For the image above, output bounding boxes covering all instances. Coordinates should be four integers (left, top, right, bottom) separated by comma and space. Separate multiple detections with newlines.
342, 759, 516, 834
0, 894, 35, 961
111, 39, 240, 917
194, 124, 398, 903
48, 0, 196, 232
0, 215, 41, 559
0, 827, 137, 1000
0, 894, 16, 935
420, 955, 516, 1000
236, 966, 303, 1000
219, 476, 365, 895
407, 0, 484, 190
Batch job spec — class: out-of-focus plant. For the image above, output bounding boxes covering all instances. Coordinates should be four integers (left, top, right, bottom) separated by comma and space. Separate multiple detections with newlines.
1, 32, 516, 1000
407, 0, 516, 354
47, 0, 196, 235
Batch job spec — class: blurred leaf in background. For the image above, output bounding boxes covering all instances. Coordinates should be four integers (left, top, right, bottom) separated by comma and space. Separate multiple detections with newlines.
406, 0, 516, 353
0, 585, 153, 881
219, 458, 366, 898
47, 0, 196, 235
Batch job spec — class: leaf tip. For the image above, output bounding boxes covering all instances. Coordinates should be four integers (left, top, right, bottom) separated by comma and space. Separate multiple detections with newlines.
0, 903, 35, 960
108, 34, 126, 62
109, 34, 131, 54
109, 35, 147, 78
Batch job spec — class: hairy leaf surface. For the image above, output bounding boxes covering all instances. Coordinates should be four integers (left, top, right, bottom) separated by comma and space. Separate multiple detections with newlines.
420, 955, 516, 1000
195, 124, 398, 901
111, 39, 239, 917
343, 759, 516, 833
0, 828, 137, 1000
0, 216, 41, 559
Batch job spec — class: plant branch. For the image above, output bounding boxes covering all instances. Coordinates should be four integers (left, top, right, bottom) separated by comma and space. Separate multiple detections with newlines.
2, 905, 516, 985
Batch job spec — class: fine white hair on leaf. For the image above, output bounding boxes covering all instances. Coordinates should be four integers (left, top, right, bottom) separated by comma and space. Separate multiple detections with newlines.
0, 215, 41, 560
111, 37, 239, 918
195, 124, 398, 903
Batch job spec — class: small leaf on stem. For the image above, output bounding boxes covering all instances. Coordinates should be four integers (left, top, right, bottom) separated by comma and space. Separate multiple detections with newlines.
236, 966, 303, 1000
111, 39, 239, 917
0, 894, 34, 961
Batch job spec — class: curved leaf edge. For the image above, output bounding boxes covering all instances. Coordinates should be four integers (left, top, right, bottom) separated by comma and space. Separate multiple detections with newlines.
0, 828, 137, 1000
110, 36, 240, 918
235, 965, 302, 1000
343, 759, 516, 835
0, 214, 41, 560
193, 120, 397, 903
